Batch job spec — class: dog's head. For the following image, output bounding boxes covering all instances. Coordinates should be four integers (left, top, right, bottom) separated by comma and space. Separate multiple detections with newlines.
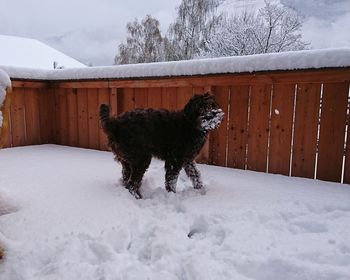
184, 92, 224, 131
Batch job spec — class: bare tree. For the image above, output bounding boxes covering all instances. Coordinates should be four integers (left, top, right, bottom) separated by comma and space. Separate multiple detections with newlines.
166, 0, 223, 61
115, 15, 164, 64
204, 0, 309, 58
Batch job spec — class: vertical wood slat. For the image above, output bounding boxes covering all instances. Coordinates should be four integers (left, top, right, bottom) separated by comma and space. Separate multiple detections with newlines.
24, 88, 41, 145
77, 88, 89, 148
109, 88, 118, 116
11, 88, 26, 147
209, 86, 230, 166
176, 87, 193, 110
39, 88, 55, 144
147, 87, 162, 109
66, 88, 78, 147
227, 85, 250, 169
161, 87, 177, 110
54, 89, 60, 144
247, 84, 272, 172
87, 88, 99, 150
134, 88, 148, 109
59, 89, 68, 145
118, 88, 135, 114
291, 83, 321, 178
98, 88, 110, 151
317, 82, 348, 182
268, 84, 295, 175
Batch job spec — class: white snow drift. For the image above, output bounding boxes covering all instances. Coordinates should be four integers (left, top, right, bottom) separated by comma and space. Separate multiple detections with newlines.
0, 145, 349, 280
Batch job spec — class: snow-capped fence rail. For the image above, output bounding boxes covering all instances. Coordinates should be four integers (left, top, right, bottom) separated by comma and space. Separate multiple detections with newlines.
1, 48, 350, 184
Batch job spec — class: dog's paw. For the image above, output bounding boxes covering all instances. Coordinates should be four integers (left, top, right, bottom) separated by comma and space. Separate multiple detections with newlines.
129, 188, 142, 199
165, 187, 176, 193
194, 187, 206, 195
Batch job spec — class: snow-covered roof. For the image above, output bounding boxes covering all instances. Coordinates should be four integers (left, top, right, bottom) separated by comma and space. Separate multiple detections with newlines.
0, 35, 86, 70
0, 69, 11, 127
1, 48, 350, 81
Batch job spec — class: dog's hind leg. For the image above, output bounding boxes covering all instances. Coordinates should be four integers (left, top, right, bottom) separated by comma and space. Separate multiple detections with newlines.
121, 161, 131, 186
164, 160, 183, 193
184, 161, 204, 190
127, 156, 151, 199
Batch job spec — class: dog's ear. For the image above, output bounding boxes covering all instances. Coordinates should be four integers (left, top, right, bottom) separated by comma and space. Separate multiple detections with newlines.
203, 91, 213, 97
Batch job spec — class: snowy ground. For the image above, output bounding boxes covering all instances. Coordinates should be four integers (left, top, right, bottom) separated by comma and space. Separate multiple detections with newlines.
0, 145, 350, 280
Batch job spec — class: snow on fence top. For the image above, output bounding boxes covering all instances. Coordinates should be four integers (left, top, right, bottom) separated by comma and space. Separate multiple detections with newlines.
0, 69, 11, 128
1, 48, 350, 81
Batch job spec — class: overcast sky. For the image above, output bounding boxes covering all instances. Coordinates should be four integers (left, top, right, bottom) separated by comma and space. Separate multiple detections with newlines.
0, 0, 349, 66
0, 0, 181, 66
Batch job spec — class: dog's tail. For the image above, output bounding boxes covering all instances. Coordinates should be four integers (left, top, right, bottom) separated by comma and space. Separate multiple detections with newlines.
99, 104, 111, 131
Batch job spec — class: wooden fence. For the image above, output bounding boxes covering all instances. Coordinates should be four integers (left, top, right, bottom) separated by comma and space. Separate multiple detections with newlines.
2, 68, 350, 184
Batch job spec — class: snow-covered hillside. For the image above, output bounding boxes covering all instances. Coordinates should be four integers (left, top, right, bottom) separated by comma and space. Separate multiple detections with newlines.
0, 35, 86, 70
0, 145, 349, 279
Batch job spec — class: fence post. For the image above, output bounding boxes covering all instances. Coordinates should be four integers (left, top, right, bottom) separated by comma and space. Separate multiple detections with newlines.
0, 86, 11, 148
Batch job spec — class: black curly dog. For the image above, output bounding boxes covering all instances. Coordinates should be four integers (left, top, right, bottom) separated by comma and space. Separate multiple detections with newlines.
99, 92, 224, 199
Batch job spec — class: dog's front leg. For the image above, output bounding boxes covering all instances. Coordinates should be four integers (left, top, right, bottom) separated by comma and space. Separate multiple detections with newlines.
184, 161, 204, 190
165, 161, 182, 193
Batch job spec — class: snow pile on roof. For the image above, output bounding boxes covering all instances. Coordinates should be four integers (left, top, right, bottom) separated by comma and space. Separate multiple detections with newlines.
0, 35, 86, 70
1, 145, 350, 279
0, 69, 11, 127
1, 47, 350, 81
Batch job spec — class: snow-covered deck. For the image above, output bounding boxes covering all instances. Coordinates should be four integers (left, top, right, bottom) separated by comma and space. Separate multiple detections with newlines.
0, 145, 349, 279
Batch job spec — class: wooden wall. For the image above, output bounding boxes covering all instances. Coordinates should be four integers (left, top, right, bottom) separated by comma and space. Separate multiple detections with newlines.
3, 68, 350, 184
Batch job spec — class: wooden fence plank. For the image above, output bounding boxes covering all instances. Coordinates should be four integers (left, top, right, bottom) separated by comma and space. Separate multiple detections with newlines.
87, 88, 100, 150
291, 83, 321, 178
58, 89, 69, 145
268, 84, 295, 175
98, 88, 110, 150
109, 88, 118, 116
39, 88, 55, 144
54, 89, 61, 144
161, 87, 177, 110
227, 85, 250, 169
176, 87, 192, 110
247, 84, 272, 172
317, 82, 348, 182
147, 87, 162, 109
209, 86, 230, 166
118, 88, 134, 114
11, 88, 26, 146
193, 87, 207, 95
77, 88, 89, 148
134, 88, 148, 109
66, 89, 78, 147
24, 88, 41, 145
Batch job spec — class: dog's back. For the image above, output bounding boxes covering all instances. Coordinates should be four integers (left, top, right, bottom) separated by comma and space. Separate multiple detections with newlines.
100, 106, 204, 161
